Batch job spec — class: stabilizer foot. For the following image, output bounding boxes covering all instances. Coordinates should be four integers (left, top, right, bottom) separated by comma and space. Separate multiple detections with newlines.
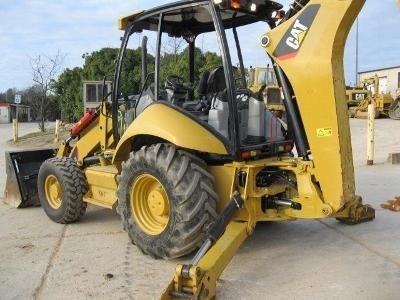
336, 196, 375, 225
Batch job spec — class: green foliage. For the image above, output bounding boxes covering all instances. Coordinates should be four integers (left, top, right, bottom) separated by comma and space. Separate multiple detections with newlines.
53, 43, 222, 121
82, 48, 118, 81
159, 46, 222, 86
199, 51, 222, 74
119, 48, 155, 96
54, 67, 84, 123
0, 88, 17, 103
55, 49, 119, 122
22, 86, 41, 121
47, 95, 61, 121
23, 85, 60, 122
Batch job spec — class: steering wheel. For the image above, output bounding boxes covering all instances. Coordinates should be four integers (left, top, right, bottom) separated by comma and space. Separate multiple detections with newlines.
165, 75, 186, 91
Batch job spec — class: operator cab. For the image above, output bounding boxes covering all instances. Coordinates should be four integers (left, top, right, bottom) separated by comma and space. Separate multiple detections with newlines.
113, 0, 292, 160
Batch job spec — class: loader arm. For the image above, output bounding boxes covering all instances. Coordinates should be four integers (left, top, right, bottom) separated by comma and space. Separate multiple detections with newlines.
162, 0, 371, 298
57, 103, 114, 164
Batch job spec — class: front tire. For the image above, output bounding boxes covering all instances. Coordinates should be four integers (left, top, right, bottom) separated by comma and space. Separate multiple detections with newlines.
37, 157, 88, 223
117, 144, 218, 259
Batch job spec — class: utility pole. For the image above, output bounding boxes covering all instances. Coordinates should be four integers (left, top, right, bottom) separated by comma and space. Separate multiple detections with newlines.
355, 17, 359, 85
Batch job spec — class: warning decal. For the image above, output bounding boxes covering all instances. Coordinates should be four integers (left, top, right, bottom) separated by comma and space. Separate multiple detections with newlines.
316, 128, 333, 138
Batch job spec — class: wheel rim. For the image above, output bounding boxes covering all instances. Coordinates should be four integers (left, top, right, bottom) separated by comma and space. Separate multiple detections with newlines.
44, 175, 62, 209
131, 174, 170, 235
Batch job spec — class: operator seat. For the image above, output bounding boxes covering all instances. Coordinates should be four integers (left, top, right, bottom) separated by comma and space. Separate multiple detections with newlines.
207, 66, 227, 102
198, 70, 210, 99
182, 71, 210, 111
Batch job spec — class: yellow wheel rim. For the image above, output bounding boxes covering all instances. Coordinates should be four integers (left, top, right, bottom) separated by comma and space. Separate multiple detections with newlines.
44, 175, 62, 209
131, 174, 170, 235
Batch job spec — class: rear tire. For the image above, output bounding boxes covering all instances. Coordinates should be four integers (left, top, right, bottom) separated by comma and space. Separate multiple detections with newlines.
117, 144, 218, 259
37, 157, 88, 223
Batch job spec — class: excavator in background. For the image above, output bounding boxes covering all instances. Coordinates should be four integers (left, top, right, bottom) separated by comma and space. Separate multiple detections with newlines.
349, 74, 394, 118
3, 0, 375, 298
248, 66, 285, 117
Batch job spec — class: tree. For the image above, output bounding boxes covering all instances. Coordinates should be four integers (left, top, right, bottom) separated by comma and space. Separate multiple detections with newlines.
23, 85, 42, 121
82, 47, 154, 97
159, 46, 222, 87
54, 67, 84, 123
22, 85, 60, 122
82, 48, 119, 81
199, 51, 222, 74
1, 88, 18, 103
30, 51, 65, 131
52, 43, 221, 123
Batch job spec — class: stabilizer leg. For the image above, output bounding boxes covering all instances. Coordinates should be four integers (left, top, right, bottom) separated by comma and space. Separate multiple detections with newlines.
161, 192, 249, 299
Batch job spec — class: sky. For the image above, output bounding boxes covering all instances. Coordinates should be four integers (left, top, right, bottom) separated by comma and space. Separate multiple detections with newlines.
0, 0, 399, 92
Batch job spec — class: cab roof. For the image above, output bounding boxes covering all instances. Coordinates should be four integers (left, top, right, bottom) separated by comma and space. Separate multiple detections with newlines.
118, 0, 282, 37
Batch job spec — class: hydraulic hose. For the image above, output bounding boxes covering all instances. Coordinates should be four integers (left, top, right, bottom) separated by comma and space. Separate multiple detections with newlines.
281, 0, 310, 22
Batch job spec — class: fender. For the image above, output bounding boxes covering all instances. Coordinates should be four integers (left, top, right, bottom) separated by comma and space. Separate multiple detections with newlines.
112, 102, 228, 164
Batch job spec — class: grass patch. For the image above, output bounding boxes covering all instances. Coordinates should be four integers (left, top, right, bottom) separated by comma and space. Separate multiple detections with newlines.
16, 128, 56, 140
8, 125, 69, 148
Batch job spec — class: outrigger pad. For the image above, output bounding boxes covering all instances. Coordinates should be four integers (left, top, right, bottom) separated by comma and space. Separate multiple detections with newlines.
336, 204, 375, 225
3, 149, 55, 208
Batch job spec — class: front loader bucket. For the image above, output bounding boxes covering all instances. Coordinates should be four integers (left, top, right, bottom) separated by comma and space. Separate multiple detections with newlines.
3, 149, 55, 208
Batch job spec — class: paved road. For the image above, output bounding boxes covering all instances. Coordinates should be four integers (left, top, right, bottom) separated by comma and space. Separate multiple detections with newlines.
1, 119, 400, 299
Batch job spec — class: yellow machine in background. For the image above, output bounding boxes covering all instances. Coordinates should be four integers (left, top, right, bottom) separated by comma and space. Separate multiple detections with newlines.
345, 86, 371, 116
389, 88, 400, 119
350, 74, 394, 118
4, 0, 375, 299
248, 66, 285, 117
248, 66, 277, 90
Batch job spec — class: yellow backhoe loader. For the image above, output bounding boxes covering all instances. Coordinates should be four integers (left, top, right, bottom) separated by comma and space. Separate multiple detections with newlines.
4, 0, 375, 298
345, 86, 371, 117
350, 74, 394, 118
248, 66, 285, 117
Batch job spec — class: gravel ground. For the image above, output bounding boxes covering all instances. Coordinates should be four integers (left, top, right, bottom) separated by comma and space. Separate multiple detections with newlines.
1, 119, 400, 300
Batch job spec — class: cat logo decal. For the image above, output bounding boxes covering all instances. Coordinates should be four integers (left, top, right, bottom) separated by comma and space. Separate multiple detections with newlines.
273, 4, 320, 61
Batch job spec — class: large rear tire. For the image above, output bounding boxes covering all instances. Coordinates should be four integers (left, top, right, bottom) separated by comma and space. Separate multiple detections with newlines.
117, 144, 218, 259
37, 157, 88, 223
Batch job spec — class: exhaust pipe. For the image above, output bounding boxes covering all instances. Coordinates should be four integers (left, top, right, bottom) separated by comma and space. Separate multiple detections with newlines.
141, 36, 148, 87
3, 149, 55, 208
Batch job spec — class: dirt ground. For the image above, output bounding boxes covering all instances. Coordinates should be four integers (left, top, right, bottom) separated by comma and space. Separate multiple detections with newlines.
6, 124, 70, 148
1, 119, 400, 300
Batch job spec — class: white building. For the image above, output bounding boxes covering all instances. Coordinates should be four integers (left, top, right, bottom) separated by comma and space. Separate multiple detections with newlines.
358, 66, 400, 97
0, 102, 31, 123
0, 103, 10, 123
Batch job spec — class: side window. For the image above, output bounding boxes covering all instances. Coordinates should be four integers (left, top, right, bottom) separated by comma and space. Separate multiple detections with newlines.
86, 84, 97, 102
83, 81, 111, 113
158, 6, 223, 106
158, 35, 188, 103
225, 20, 274, 89
118, 31, 157, 101
117, 30, 157, 134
